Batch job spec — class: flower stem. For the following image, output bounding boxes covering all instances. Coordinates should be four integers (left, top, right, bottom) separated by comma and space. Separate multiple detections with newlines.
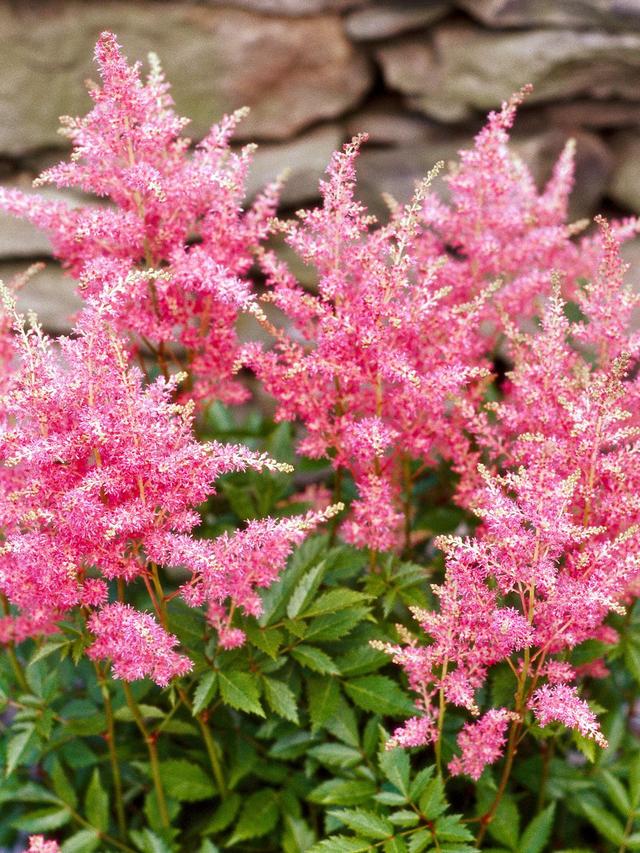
177, 686, 227, 798
94, 662, 127, 839
122, 681, 169, 829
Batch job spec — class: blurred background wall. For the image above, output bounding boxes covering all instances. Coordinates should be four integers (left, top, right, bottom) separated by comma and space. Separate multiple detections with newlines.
2, 0, 640, 330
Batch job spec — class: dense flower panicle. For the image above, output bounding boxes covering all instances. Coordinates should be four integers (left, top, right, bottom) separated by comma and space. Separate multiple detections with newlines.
448, 709, 515, 780
418, 87, 585, 326
529, 684, 607, 748
0, 293, 324, 677
243, 137, 486, 549
0, 32, 278, 403
382, 220, 639, 764
87, 603, 192, 685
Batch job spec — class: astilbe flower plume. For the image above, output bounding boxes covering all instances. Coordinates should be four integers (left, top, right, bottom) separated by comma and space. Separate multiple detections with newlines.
378, 221, 640, 777
0, 288, 334, 679
0, 32, 279, 403
243, 136, 486, 552
22, 837, 61, 853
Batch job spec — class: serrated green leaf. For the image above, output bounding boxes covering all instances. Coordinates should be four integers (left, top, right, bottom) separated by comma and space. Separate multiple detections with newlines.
384, 839, 408, 853
12, 806, 71, 832
6, 724, 36, 776
305, 607, 370, 642
487, 795, 519, 849
219, 671, 265, 717
287, 561, 328, 619
520, 803, 555, 853
263, 676, 299, 723
303, 588, 372, 618
308, 743, 362, 768
85, 768, 108, 832
419, 776, 447, 820
434, 814, 474, 842
409, 765, 435, 800
60, 829, 100, 853
202, 792, 241, 833
29, 639, 71, 666
192, 671, 218, 716
581, 800, 625, 845
228, 788, 279, 844
407, 829, 432, 853
307, 675, 341, 731
50, 758, 78, 809
114, 704, 165, 722
309, 837, 373, 852
601, 770, 630, 816
630, 752, 640, 807
625, 641, 640, 684
160, 759, 215, 801
129, 828, 172, 853
291, 644, 340, 675
325, 694, 359, 747
344, 676, 415, 717
245, 624, 283, 659
309, 778, 377, 806
330, 808, 394, 839
379, 747, 410, 796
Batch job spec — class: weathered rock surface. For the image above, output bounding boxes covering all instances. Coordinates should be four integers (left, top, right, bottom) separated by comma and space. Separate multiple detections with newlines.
247, 126, 344, 208
0, 2, 371, 154
609, 132, 640, 213
202, 0, 365, 14
345, 1, 451, 40
377, 24, 640, 123
1, 262, 82, 333
457, 0, 640, 29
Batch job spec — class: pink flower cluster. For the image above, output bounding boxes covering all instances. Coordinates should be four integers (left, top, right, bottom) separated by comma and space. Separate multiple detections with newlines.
0, 32, 278, 403
0, 290, 335, 680
22, 837, 60, 853
380, 219, 640, 776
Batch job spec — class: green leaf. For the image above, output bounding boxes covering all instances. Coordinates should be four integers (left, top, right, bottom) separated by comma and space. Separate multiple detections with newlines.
307, 675, 341, 731
50, 758, 78, 809
601, 770, 631, 816
12, 806, 71, 832
309, 779, 377, 806
60, 829, 100, 853
309, 837, 373, 852
305, 607, 371, 642
114, 704, 165, 722
263, 676, 299, 723
419, 776, 447, 820
625, 641, 640, 684
581, 800, 625, 845
85, 768, 109, 832
219, 671, 265, 717
344, 676, 415, 717
630, 752, 640, 807
245, 624, 283, 659
129, 828, 172, 853
330, 808, 394, 840
487, 795, 519, 850
228, 788, 279, 844
287, 560, 327, 619
202, 792, 241, 833
434, 813, 474, 842
291, 644, 340, 675
303, 588, 372, 618
29, 639, 71, 666
409, 766, 435, 800
6, 724, 36, 776
192, 671, 218, 716
308, 743, 362, 769
161, 759, 215, 801
520, 804, 555, 853
379, 746, 410, 796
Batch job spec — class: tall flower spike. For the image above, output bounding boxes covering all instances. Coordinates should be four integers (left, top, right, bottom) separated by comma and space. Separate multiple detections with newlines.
0, 290, 326, 676
0, 32, 279, 404
243, 138, 485, 552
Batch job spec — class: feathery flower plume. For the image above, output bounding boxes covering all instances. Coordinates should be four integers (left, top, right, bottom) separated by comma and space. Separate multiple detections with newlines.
0, 32, 279, 403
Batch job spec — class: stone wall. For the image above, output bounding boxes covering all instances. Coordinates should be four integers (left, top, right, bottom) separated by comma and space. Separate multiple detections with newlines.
3, 0, 640, 328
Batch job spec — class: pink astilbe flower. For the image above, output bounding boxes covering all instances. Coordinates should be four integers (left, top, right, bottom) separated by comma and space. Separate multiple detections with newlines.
419, 87, 588, 326
449, 709, 516, 781
381, 221, 638, 765
0, 32, 279, 403
243, 136, 485, 550
22, 837, 61, 853
87, 603, 191, 686
0, 290, 329, 676
529, 684, 607, 748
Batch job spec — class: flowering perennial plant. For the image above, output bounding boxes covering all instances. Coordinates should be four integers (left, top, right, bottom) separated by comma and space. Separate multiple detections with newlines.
2, 31, 640, 853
